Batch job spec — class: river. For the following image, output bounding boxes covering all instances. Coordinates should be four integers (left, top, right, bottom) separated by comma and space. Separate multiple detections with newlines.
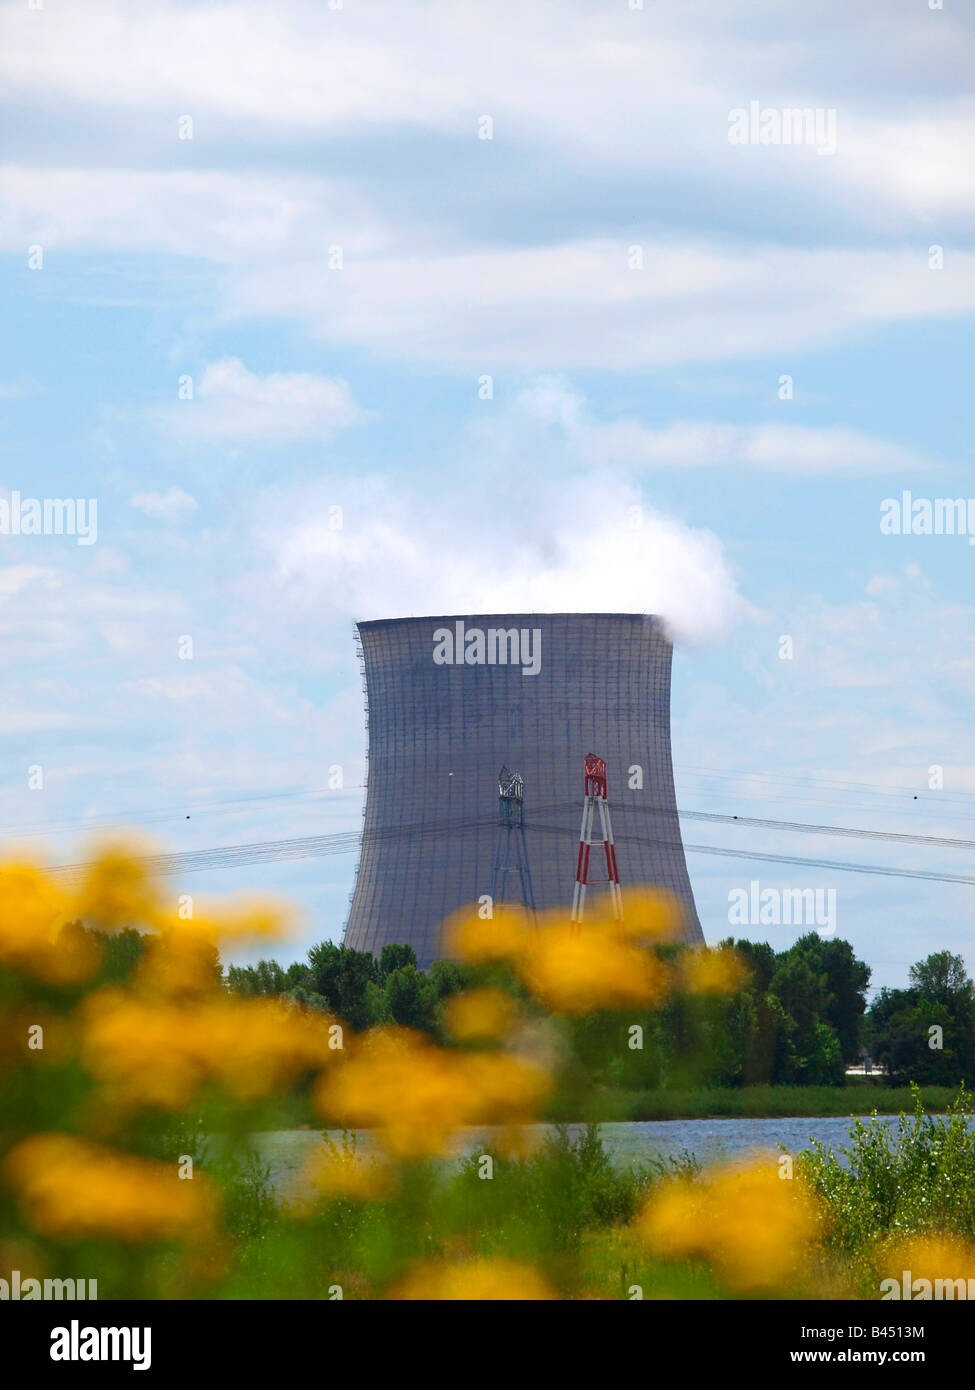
251, 1113, 966, 1198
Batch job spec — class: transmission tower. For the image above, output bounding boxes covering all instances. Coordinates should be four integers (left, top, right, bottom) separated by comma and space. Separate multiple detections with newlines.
490, 764, 536, 919
570, 753, 622, 923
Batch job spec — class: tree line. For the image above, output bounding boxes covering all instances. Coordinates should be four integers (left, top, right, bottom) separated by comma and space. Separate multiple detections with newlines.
225, 934, 975, 1089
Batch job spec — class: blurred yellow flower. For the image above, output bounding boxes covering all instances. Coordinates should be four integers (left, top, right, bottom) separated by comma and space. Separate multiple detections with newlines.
445, 987, 517, 1041
314, 1026, 550, 1160
71, 842, 160, 930
880, 1233, 975, 1295
0, 862, 99, 983
131, 929, 222, 999
635, 1157, 819, 1291
80, 990, 341, 1109
680, 945, 748, 996
516, 921, 671, 1015
301, 1147, 395, 1203
594, 889, 684, 946
445, 907, 532, 966
151, 897, 294, 945
390, 1257, 555, 1300
0, 847, 293, 991
4, 1134, 219, 1243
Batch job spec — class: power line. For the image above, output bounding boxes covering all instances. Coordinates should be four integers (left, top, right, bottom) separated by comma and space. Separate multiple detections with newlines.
46, 810, 975, 890
12, 755, 975, 844
31, 794, 975, 863
676, 807, 975, 852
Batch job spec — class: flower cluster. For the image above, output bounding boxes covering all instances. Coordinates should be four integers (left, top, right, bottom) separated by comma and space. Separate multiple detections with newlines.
634, 1157, 819, 1291
314, 1026, 551, 1160
4, 1134, 219, 1243
80, 991, 341, 1110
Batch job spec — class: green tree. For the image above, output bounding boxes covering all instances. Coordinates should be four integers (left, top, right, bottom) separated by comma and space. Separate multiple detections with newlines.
383, 964, 434, 1029
789, 933, 871, 1064
868, 952, 975, 1085
909, 951, 974, 1009
379, 942, 418, 979
306, 942, 380, 1031
768, 952, 844, 1084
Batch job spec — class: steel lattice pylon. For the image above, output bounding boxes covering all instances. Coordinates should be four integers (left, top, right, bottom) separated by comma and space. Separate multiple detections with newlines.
490, 764, 536, 919
570, 753, 622, 922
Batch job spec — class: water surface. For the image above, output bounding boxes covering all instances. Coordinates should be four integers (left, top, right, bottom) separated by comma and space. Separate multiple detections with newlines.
252, 1114, 959, 1198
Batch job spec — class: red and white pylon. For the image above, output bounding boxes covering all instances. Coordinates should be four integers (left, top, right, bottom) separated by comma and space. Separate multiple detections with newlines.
570, 753, 622, 923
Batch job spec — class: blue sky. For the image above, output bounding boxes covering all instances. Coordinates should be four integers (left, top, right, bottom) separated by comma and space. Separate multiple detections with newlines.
1, 0, 974, 991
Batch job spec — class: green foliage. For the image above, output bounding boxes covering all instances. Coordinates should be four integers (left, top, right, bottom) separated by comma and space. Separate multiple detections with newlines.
383, 965, 434, 1029
798, 1086, 975, 1254
791, 933, 872, 1064
449, 1124, 659, 1258
225, 935, 975, 1098
378, 943, 417, 978
909, 951, 975, 1008
226, 940, 475, 1042
306, 943, 380, 1032
607, 1083, 963, 1120
866, 951, 975, 1086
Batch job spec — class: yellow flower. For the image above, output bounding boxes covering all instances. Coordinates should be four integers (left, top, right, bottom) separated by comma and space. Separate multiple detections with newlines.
390, 1257, 555, 1300
80, 991, 340, 1109
131, 929, 223, 998
445, 987, 517, 1041
445, 906, 533, 966
516, 920, 671, 1015
634, 1157, 819, 1291
461, 1050, 550, 1123
71, 841, 160, 930
880, 1234, 975, 1295
301, 1148, 395, 1203
3, 1134, 219, 1243
593, 889, 684, 946
0, 848, 292, 987
0, 862, 99, 982
314, 1026, 550, 1160
151, 897, 294, 945
680, 945, 748, 996
315, 1027, 465, 1159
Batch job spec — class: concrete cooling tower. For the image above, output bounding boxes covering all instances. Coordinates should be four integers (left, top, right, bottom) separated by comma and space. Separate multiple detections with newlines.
343, 613, 704, 968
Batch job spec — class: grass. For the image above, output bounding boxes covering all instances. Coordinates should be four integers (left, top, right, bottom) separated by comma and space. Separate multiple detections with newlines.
243, 1082, 965, 1130
221, 1096, 975, 1298
603, 1084, 964, 1121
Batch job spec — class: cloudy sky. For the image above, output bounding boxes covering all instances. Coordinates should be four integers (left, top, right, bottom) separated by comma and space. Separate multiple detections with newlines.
1, 0, 974, 989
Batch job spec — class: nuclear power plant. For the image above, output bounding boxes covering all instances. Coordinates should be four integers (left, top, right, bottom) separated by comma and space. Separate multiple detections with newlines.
343, 613, 704, 968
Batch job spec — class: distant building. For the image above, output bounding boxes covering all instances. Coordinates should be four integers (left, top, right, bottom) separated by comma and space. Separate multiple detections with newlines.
344, 613, 704, 967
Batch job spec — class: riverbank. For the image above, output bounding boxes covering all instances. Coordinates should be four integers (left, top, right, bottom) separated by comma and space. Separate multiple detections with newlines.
245, 1082, 963, 1132
561, 1082, 962, 1122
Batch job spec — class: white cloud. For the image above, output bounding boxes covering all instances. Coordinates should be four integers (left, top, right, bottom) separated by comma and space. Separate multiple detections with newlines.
480, 378, 935, 476
584, 419, 929, 474
0, 166, 376, 262
160, 358, 360, 444
2, 2, 975, 376
222, 240, 975, 370
3, 1, 974, 222
259, 467, 744, 648
131, 488, 198, 521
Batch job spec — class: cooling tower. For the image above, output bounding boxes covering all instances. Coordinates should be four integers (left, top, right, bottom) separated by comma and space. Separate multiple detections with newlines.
343, 613, 704, 967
